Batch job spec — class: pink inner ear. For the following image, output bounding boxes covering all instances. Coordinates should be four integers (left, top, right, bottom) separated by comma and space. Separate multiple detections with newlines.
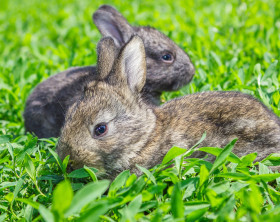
122, 37, 146, 93
99, 19, 123, 46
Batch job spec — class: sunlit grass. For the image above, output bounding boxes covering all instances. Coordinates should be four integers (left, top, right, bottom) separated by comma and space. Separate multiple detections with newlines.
0, 0, 280, 221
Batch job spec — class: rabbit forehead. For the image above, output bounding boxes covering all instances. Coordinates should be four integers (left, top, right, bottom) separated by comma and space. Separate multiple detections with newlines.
80, 83, 131, 120
86, 82, 128, 99
136, 27, 177, 51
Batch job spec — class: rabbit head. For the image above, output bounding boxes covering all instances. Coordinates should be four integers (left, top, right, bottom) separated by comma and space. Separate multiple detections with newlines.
57, 36, 157, 179
93, 5, 195, 102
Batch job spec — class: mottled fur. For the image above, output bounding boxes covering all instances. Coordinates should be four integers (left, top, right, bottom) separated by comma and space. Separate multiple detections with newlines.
57, 36, 280, 179
24, 5, 195, 138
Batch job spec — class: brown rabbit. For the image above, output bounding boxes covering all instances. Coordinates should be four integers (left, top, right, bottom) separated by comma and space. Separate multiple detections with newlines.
23, 5, 195, 138
57, 36, 280, 179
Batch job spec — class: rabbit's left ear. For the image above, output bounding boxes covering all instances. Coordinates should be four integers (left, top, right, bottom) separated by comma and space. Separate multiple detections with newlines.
115, 35, 146, 94
93, 5, 134, 48
97, 37, 117, 79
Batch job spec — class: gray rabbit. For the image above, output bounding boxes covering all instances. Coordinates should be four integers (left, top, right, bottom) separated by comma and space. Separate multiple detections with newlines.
57, 36, 280, 179
23, 5, 195, 138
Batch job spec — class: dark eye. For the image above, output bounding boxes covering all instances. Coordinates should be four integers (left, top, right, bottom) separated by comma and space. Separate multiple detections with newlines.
94, 123, 108, 137
161, 53, 174, 63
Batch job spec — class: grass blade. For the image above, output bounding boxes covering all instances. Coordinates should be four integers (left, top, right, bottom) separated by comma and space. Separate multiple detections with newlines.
162, 146, 187, 165
65, 180, 110, 217
171, 182, 184, 221
210, 139, 237, 174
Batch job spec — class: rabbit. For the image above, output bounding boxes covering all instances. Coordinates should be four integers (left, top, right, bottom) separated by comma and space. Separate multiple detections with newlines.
23, 4, 195, 138
56, 36, 280, 179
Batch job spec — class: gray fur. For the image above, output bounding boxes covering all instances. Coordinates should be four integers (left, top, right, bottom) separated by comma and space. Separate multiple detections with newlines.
24, 5, 195, 138
57, 36, 280, 179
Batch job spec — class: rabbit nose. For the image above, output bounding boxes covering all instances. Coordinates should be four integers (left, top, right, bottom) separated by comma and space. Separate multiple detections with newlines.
188, 63, 195, 76
67, 160, 75, 173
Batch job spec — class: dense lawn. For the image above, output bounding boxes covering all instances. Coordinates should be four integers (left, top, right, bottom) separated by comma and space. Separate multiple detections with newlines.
1, 0, 280, 221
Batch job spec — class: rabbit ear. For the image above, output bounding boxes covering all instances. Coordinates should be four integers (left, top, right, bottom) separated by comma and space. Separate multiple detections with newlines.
97, 37, 117, 79
115, 35, 146, 94
93, 5, 134, 48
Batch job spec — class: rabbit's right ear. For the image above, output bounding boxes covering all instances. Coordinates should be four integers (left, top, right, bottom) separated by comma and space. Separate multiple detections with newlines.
93, 5, 134, 47
97, 37, 117, 79
114, 35, 146, 94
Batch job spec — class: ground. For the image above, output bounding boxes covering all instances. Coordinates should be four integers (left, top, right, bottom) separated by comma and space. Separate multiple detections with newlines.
0, 0, 280, 221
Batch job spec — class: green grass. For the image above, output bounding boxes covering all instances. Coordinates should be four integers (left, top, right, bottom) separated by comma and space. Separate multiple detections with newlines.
1, 0, 280, 221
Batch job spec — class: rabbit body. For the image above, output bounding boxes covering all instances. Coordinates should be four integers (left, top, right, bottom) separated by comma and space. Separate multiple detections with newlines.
24, 5, 195, 138
57, 36, 280, 179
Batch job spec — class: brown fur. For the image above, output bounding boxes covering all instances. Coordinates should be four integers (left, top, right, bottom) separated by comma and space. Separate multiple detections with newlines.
57, 36, 280, 179
24, 5, 195, 138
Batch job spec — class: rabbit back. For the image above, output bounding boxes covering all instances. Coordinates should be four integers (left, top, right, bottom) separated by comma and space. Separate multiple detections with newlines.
155, 91, 280, 162
24, 66, 96, 138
